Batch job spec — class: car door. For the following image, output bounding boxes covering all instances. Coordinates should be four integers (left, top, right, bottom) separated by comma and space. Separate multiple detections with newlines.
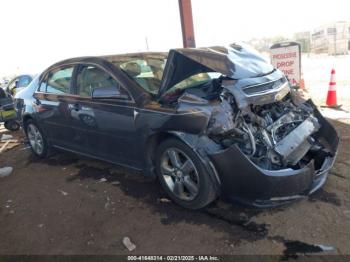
72, 64, 141, 168
34, 65, 87, 153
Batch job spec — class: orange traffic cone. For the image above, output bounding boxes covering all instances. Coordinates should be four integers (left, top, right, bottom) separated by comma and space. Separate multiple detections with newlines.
326, 69, 337, 107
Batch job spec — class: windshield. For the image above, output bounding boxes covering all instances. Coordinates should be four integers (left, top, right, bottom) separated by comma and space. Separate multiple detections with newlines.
113, 56, 221, 98
106, 53, 222, 97
160, 72, 222, 103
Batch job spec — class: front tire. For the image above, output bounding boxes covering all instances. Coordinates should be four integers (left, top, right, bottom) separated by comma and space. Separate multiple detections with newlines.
155, 138, 217, 209
25, 120, 49, 158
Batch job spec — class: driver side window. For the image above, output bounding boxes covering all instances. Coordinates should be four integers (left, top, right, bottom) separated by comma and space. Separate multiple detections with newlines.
76, 65, 128, 99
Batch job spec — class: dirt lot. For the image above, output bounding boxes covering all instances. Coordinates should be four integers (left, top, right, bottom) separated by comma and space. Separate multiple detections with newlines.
0, 111, 349, 258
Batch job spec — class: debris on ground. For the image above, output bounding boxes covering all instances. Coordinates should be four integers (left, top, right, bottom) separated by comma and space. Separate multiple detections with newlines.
98, 178, 107, 183
284, 241, 335, 257
19, 146, 30, 151
158, 198, 171, 203
122, 237, 136, 251
0, 166, 13, 177
104, 196, 113, 210
271, 236, 336, 259
0, 141, 11, 154
1, 134, 13, 141
111, 181, 120, 185
58, 190, 68, 196
317, 244, 335, 251
0, 139, 20, 154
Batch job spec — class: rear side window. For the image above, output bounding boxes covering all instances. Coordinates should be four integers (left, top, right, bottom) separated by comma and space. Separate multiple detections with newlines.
40, 67, 74, 94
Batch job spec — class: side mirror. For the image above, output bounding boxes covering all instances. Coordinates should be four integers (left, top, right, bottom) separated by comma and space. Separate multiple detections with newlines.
92, 86, 129, 100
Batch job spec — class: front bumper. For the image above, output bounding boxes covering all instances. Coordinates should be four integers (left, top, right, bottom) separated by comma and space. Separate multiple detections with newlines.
209, 107, 339, 208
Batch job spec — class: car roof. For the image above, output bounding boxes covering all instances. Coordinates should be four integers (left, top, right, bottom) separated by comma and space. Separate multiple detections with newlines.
102, 52, 168, 63
48, 52, 168, 68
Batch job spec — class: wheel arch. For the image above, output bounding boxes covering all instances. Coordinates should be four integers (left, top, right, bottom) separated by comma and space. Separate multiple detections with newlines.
144, 131, 178, 177
22, 114, 34, 131
145, 131, 221, 194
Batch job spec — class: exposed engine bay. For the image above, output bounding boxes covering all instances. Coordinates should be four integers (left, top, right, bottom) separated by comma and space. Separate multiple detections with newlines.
209, 94, 325, 170
165, 75, 333, 171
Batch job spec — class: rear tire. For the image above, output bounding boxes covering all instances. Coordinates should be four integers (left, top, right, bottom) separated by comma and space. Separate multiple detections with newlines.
24, 120, 49, 158
4, 120, 20, 131
155, 138, 217, 209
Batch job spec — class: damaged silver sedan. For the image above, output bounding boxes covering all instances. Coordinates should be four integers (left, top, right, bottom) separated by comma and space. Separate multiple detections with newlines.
18, 43, 339, 209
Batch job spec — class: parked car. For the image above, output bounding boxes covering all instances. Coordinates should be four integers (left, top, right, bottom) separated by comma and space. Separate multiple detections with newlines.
5, 75, 33, 96
0, 88, 20, 131
16, 43, 339, 209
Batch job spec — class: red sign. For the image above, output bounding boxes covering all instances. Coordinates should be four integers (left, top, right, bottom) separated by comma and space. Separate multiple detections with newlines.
270, 42, 301, 87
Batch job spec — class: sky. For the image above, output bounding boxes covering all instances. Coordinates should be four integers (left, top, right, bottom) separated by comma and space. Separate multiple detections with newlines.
0, 0, 349, 77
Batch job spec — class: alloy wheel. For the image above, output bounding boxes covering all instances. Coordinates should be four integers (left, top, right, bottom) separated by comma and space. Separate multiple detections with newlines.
27, 124, 44, 155
160, 148, 200, 201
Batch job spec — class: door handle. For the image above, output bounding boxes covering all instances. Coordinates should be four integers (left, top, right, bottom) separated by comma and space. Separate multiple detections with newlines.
73, 103, 82, 111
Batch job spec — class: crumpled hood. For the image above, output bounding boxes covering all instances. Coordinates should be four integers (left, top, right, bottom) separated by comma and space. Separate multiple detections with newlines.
159, 43, 274, 95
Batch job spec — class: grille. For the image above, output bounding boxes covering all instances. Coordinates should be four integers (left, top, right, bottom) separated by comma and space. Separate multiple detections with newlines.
243, 78, 287, 95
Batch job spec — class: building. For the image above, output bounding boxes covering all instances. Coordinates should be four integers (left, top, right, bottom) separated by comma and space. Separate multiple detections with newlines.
311, 21, 350, 55
294, 31, 311, 53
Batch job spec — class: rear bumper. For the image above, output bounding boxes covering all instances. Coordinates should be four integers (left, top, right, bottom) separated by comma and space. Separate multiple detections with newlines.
209, 106, 339, 208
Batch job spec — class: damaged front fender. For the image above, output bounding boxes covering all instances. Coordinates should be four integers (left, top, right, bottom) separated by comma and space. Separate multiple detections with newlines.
167, 132, 223, 193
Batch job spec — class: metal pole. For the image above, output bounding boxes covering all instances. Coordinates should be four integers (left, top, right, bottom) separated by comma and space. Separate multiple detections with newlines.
178, 0, 196, 48
145, 37, 149, 51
